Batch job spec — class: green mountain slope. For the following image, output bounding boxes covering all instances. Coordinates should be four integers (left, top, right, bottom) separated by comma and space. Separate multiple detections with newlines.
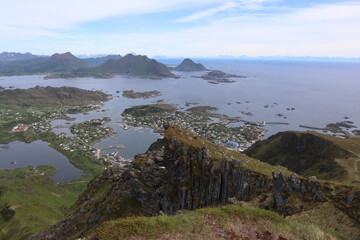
174, 58, 207, 71
0, 52, 86, 75
244, 131, 360, 182
94, 54, 176, 78
0, 166, 80, 240
81, 55, 122, 67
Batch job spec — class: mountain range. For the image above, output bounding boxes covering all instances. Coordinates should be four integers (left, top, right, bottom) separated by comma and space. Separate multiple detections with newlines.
0, 52, 85, 75
0, 52, 39, 62
81, 54, 122, 67
0, 52, 176, 78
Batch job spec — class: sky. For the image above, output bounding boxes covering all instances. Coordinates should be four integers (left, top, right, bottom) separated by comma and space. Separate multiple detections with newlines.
1, 0, 360, 57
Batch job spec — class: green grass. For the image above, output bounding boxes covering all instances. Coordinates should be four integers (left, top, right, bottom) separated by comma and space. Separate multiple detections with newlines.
0, 166, 81, 240
0, 86, 112, 239
287, 202, 360, 240
244, 131, 359, 182
95, 205, 343, 240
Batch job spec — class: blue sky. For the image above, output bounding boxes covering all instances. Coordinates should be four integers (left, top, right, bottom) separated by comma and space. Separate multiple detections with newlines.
0, 0, 359, 57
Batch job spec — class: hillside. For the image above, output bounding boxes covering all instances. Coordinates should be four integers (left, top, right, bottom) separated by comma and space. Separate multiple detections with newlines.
244, 131, 360, 182
41, 52, 86, 72
0, 166, 80, 240
81, 54, 122, 67
0, 52, 177, 79
94, 54, 176, 78
0, 52, 38, 62
174, 58, 207, 71
29, 124, 360, 240
0, 52, 86, 75
0, 86, 109, 108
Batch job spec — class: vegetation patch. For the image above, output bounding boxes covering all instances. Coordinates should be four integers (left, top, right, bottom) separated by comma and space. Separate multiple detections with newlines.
245, 131, 359, 182
95, 205, 342, 240
0, 166, 80, 240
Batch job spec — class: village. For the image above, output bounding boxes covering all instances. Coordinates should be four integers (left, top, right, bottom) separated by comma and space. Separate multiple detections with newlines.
2, 100, 267, 169
1, 103, 129, 168
122, 105, 266, 152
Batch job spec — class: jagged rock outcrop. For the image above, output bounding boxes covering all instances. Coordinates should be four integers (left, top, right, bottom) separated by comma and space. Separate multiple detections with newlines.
29, 125, 360, 239
272, 172, 324, 214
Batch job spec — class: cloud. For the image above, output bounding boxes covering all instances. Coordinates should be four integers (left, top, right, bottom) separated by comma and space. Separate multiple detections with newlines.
175, 0, 280, 23
0, 0, 224, 29
174, 2, 238, 23
1, 1, 359, 57
99, 1, 360, 57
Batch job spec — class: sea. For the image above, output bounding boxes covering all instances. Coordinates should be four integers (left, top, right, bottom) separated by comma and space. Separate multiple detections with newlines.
0, 59, 359, 181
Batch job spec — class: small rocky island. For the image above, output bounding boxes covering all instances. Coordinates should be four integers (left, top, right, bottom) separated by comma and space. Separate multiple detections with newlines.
122, 90, 162, 99
173, 58, 207, 71
198, 70, 246, 84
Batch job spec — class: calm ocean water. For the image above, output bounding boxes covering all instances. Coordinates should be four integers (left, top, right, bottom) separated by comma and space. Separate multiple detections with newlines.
1, 59, 359, 180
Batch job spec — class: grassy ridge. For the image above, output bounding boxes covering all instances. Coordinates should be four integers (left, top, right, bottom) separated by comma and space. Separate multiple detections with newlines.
245, 131, 360, 182
95, 205, 343, 240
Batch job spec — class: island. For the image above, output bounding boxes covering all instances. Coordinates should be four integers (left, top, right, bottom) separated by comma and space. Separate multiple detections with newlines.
44, 72, 113, 80
91, 54, 177, 79
122, 90, 162, 99
197, 70, 246, 84
173, 58, 207, 71
121, 103, 264, 148
299, 121, 358, 138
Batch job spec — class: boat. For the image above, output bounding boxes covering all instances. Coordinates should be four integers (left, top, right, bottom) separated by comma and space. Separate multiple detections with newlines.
121, 124, 130, 130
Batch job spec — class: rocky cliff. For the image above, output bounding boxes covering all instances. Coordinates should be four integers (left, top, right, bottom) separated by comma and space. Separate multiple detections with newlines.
30, 125, 360, 239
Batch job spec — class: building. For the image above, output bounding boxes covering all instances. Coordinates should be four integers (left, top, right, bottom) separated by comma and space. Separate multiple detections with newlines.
226, 141, 239, 148
12, 125, 29, 132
